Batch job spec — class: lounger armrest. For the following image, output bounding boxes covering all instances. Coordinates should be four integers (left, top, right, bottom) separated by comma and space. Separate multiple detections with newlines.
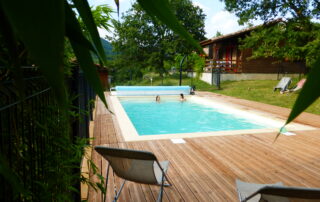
244, 186, 320, 201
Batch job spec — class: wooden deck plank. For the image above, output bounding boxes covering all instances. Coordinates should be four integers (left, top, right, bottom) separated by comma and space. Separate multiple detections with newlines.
206, 135, 306, 185
88, 93, 320, 201
154, 140, 224, 201
88, 112, 102, 201
240, 133, 320, 183
138, 140, 192, 202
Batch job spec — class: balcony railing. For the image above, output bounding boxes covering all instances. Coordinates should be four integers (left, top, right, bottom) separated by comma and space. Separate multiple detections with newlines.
204, 59, 242, 73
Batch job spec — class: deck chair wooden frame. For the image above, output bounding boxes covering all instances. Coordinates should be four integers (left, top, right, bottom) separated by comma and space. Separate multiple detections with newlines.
236, 179, 320, 202
95, 146, 172, 202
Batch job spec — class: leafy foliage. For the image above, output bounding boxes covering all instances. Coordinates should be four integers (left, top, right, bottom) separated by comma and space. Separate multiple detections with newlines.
137, 0, 204, 53
215, 31, 223, 37
0, 0, 108, 109
78, 4, 113, 38
174, 52, 205, 77
240, 20, 320, 67
223, 0, 320, 66
1, 0, 67, 107
223, 0, 320, 25
109, 0, 206, 83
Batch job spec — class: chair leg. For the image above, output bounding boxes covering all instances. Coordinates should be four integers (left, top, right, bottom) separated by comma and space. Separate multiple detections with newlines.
103, 164, 110, 202
113, 180, 126, 202
157, 174, 166, 202
164, 175, 172, 187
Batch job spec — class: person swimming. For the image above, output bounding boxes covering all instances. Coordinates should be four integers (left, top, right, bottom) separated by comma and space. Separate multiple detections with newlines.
156, 95, 160, 102
180, 93, 186, 101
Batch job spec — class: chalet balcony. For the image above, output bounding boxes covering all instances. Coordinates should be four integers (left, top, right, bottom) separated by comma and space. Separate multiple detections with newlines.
204, 59, 242, 73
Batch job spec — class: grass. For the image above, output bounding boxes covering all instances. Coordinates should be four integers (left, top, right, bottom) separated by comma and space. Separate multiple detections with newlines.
118, 74, 320, 115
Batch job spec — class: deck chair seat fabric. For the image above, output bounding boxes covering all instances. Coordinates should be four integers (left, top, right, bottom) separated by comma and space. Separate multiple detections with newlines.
95, 146, 169, 185
236, 179, 289, 202
155, 161, 169, 184
94, 146, 171, 201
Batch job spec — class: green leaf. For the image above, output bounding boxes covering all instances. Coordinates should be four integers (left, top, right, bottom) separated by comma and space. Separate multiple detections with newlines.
137, 0, 203, 53
286, 58, 320, 124
65, 14, 97, 53
1, 0, 67, 109
275, 57, 320, 141
0, 154, 28, 197
65, 4, 107, 107
72, 0, 107, 64
114, 0, 120, 17
0, 10, 25, 98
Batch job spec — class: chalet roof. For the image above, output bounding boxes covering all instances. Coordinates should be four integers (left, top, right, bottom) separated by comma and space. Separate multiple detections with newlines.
200, 19, 282, 46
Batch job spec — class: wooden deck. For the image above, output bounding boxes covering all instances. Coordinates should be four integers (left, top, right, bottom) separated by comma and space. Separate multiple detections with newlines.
87, 92, 320, 202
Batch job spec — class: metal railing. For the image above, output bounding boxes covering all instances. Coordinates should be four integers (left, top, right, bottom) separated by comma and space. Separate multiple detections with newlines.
0, 66, 95, 201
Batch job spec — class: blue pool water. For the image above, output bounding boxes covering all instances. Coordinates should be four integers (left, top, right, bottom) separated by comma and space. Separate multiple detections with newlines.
120, 98, 266, 135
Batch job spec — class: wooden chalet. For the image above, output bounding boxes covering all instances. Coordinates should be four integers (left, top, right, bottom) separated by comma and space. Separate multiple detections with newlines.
200, 23, 306, 78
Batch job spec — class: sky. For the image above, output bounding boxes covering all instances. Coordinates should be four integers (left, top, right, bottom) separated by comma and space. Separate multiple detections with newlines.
88, 0, 260, 39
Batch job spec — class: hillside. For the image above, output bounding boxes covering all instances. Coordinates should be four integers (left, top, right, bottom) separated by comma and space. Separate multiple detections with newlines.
92, 38, 114, 62
100, 38, 113, 57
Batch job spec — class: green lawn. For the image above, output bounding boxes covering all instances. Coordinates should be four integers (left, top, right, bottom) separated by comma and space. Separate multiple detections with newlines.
118, 75, 320, 115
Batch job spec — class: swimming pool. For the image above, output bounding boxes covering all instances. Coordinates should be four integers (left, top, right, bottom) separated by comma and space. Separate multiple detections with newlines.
109, 95, 314, 141
120, 97, 266, 135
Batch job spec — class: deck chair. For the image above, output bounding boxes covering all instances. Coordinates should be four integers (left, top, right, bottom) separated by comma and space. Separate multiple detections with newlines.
236, 179, 320, 202
95, 146, 172, 202
274, 77, 291, 92
289, 78, 306, 92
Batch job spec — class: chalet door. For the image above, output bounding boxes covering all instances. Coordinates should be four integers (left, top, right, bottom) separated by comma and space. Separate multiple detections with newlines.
226, 46, 238, 72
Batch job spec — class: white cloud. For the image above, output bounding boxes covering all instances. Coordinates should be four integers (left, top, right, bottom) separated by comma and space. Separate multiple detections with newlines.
206, 11, 245, 37
192, 1, 211, 13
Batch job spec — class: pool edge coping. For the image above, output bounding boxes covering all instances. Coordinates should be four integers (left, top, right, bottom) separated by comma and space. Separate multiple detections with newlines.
109, 95, 316, 142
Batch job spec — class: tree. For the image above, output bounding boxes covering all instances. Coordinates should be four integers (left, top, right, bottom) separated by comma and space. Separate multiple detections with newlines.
109, 0, 206, 82
78, 4, 113, 37
215, 31, 223, 37
222, 0, 320, 67
223, 0, 320, 25
239, 21, 320, 67
174, 52, 205, 77
77, 5, 114, 63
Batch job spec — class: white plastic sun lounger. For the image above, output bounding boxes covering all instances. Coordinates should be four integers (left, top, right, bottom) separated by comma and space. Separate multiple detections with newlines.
274, 77, 291, 92
289, 78, 306, 92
